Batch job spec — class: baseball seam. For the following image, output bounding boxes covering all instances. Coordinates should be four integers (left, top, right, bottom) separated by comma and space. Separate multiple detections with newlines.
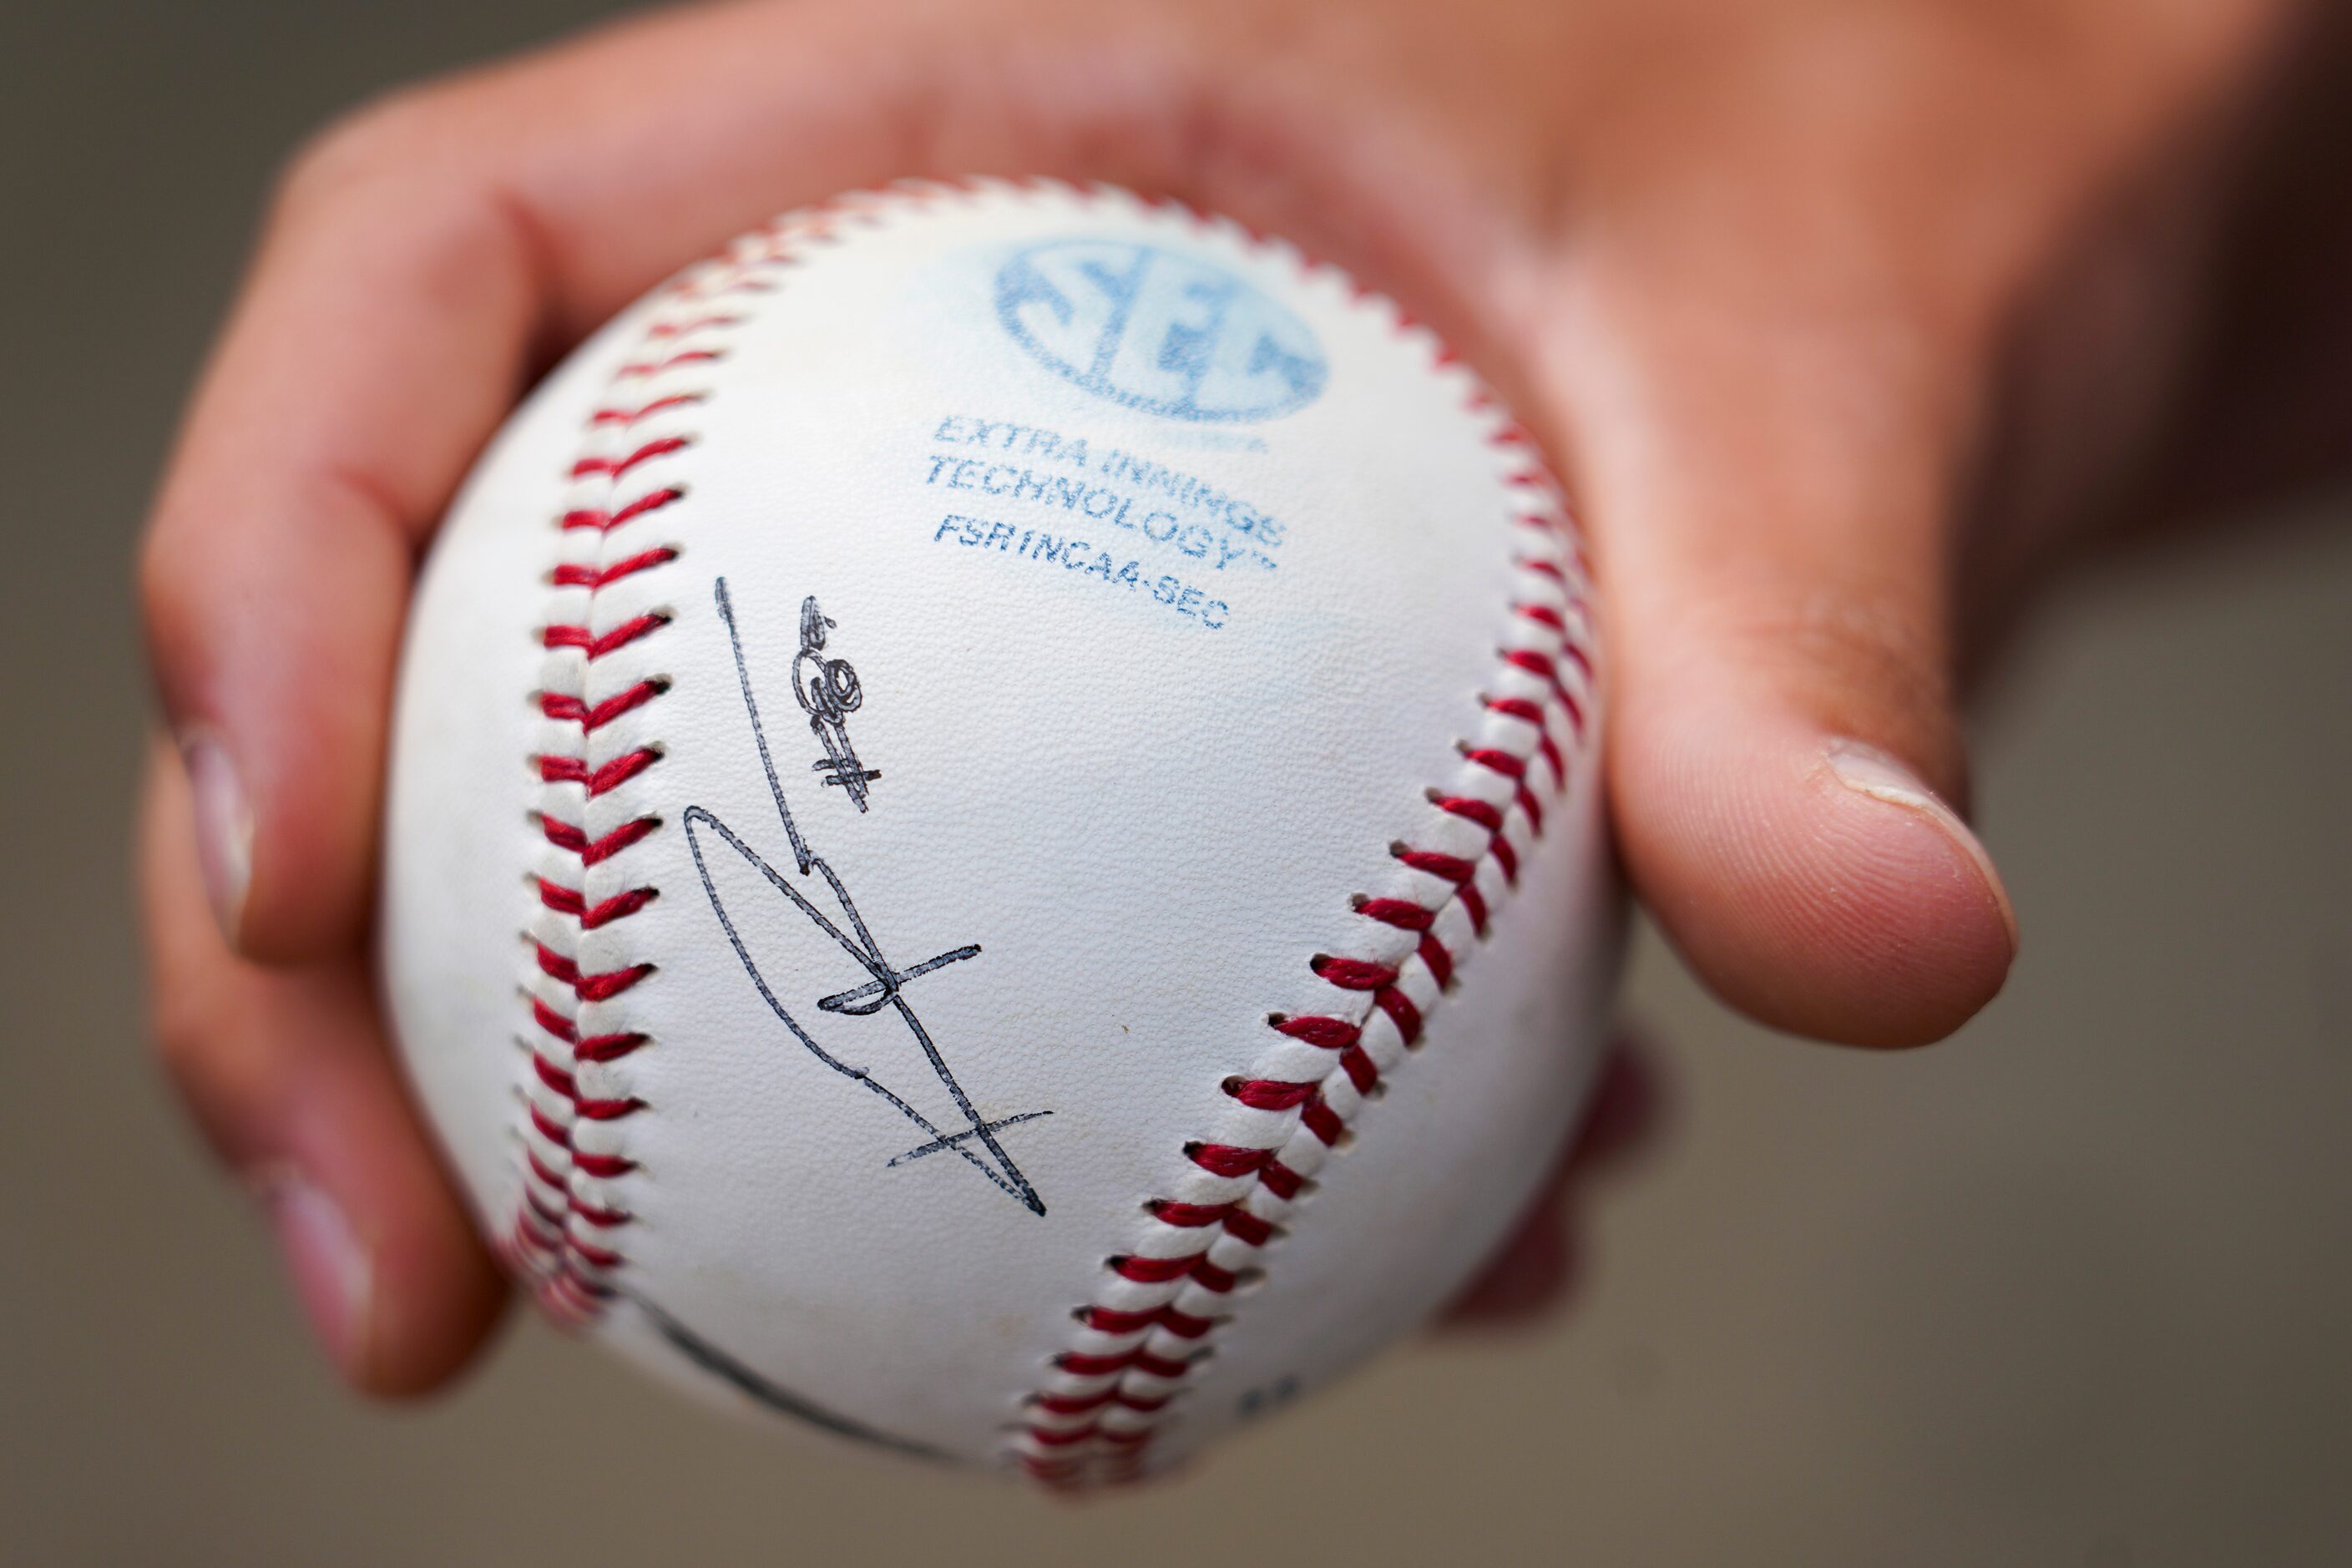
503, 220, 817, 1320
998, 188, 1598, 1485
1012, 509, 1591, 1482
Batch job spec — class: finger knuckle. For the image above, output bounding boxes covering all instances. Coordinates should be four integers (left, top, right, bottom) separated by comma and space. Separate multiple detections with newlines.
1715, 589, 1963, 767
135, 510, 204, 662
147, 975, 223, 1100
135, 496, 245, 687
145, 972, 265, 1167
149, 989, 206, 1083
1764, 590, 1944, 709
272, 79, 467, 221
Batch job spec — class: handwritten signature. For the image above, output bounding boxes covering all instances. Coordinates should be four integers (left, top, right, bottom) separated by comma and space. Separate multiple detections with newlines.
684, 578, 1047, 1214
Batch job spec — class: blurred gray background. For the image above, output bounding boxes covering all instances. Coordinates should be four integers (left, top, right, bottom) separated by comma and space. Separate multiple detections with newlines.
3, 3, 2347, 1565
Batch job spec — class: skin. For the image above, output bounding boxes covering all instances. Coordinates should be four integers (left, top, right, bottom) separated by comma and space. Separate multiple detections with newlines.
138, 0, 2347, 1396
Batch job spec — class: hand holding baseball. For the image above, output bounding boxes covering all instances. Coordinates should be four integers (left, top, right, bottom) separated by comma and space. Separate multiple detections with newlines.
137, 0, 2335, 1407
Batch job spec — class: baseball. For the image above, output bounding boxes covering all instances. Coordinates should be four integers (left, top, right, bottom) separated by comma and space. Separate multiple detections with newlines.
382, 179, 1617, 1484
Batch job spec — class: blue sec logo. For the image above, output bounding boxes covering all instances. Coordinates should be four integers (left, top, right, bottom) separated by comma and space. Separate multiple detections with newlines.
994, 240, 1328, 422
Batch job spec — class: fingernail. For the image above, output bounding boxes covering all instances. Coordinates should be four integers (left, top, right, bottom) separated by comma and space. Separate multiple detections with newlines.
254, 1165, 373, 1374
1825, 739, 2019, 956
180, 731, 251, 943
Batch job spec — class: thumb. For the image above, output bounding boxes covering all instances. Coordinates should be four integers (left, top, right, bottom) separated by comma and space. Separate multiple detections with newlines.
1548, 271, 2018, 1048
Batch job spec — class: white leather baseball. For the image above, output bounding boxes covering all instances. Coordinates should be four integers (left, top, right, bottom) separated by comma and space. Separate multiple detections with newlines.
382, 179, 1617, 1483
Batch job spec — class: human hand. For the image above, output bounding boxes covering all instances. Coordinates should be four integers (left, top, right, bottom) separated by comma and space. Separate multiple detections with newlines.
139, 0, 2334, 1393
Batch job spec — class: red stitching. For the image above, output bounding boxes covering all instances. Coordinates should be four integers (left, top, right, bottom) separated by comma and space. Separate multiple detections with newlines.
532, 940, 654, 999
1356, 897, 1432, 931
569, 435, 689, 481
534, 878, 657, 930
1105, 1255, 1203, 1287
538, 812, 660, 866
591, 392, 705, 427
531, 997, 579, 1045
503, 222, 802, 1323
1032, 1390, 1114, 1414
571, 1237, 626, 1269
646, 314, 743, 338
1397, 847, 1479, 886
1225, 1078, 1318, 1112
1190, 1260, 1242, 1293
535, 747, 660, 798
575, 1029, 649, 1065
1380, 986, 1426, 1042
1484, 698, 1566, 781
528, 1104, 572, 1150
1186, 1142, 1272, 1177
1433, 794, 1504, 832
581, 964, 656, 1003
1464, 746, 1525, 781
1488, 832, 1524, 883
1309, 955, 1397, 991
1272, 1014, 1357, 1049
1416, 932, 1454, 989
542, 612, 670, 661
620, 348, 726, 378
539, 675, 666, 731
552, 550, 679, 593
564, 487, 685, 533
1026, 1423, 1102, 1448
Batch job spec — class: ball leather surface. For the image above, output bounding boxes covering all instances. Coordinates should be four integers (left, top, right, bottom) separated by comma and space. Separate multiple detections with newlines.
382, 180, 1617, 1479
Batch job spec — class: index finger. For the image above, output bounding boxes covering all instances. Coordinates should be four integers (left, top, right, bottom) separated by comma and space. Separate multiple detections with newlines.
135, 0, 953, 959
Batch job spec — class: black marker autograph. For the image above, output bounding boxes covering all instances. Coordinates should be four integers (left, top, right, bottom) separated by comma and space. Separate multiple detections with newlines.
684, 578, 1047, 1215
792, 594, 880, 810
